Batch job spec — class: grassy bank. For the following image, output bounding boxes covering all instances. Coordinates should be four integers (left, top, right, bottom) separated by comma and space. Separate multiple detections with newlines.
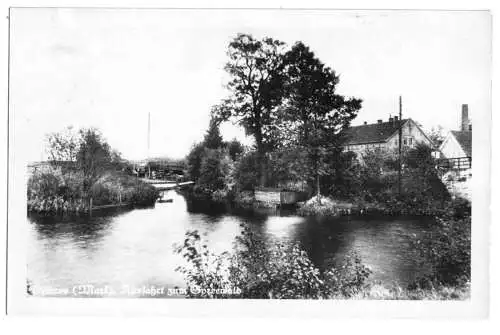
352, 282, 470, 300
27, 167, 159, 215
296, 194, 470, 218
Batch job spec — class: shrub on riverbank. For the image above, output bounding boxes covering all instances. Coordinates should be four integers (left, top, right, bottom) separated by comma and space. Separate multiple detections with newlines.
27, 168, 158, 214
175, 226, 372, 299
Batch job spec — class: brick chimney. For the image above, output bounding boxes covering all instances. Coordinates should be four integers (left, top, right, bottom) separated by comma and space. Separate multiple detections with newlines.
461, 104, 469, 131
377, 119, 382, 124
394, 116, 398, 122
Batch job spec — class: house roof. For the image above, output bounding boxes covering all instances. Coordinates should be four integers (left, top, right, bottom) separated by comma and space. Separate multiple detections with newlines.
451, 130, 472, 157
343, 119, 408, 145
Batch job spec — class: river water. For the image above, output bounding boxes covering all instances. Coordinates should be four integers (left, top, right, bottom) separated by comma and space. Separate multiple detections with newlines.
27, 190, 435, 298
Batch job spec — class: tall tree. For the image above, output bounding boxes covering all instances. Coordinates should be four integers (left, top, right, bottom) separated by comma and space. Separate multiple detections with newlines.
282, 42, 362, 202
203, 115, 224, 149
213, 33, 287, 186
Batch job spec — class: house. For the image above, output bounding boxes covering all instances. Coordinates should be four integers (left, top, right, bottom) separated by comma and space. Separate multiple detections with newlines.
342, 116, 434, 156
439, 104, 472, 170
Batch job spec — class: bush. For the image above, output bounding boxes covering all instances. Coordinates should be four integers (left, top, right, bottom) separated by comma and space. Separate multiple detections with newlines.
411, 213, 471, 288
27, 169, 63, 199
175, 225, 372, 299
90, 183, 114, 206
234, 151, 260, 191
186, 143, 206, 181
129, 181, 159, 206
198, 148, 232, 193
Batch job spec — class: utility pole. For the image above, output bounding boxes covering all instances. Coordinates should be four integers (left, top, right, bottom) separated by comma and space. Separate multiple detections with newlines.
398, 96, 403, 195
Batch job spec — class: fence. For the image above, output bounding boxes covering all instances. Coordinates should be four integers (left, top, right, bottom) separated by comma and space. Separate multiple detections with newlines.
436, 157, 471, 171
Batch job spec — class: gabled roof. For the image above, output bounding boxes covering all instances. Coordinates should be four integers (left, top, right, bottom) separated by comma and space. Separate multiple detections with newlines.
450, 130, 472, 157
343, 119, 408, 145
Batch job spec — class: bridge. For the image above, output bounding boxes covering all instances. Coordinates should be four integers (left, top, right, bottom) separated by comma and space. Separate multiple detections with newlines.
141, 179, 194, 191
132, 159, 186, 179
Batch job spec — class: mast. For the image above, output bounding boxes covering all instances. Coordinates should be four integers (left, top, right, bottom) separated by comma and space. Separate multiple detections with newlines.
398, 96, 403, 195
147, 112, 151, 178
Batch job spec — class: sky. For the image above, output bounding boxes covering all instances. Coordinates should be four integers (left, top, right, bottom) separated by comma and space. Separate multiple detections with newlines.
10, 9, 491, 162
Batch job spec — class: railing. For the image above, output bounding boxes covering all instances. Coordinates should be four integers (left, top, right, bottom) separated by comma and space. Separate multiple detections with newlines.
436, 157, 471, 171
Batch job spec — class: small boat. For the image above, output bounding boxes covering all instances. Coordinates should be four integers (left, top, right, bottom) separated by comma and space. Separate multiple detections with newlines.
158, 198, 173, 203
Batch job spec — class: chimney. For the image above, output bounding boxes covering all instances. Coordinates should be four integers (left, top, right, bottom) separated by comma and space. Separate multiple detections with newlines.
461, 104, 469, 131
394, 116, 398, 122
389, 117, 394, 123
377, 119, 382, 124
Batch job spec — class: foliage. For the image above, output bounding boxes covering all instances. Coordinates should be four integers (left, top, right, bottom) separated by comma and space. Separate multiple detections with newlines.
186, 142, 206, 181
411, 212, 471, 288
204, 116, 224, 149
326, 151, 363, 198
197, 148, 233, 193
30, 125, 159, 213
213, 33, 288, 185
234, 150, 260, 190
357, 282, 470, 300
279, 42, 362, 199
76, 128, 114, 197
226, 138, 245, 161
128, 181, 159, 206
428, 125, 445, 148
28, 168, 158, 212
175, 225, 372, 299
27, 169, 63, 199
267, 146, 310, 188
45, 126, 80, 166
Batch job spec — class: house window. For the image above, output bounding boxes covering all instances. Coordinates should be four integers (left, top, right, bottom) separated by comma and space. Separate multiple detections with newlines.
403, 137, 414, 147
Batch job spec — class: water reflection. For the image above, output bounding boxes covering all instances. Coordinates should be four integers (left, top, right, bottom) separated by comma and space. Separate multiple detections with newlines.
27, 191, 435, 297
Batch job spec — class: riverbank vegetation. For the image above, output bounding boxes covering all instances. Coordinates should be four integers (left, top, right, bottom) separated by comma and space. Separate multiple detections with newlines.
27, 127, 158, 215
186, 33, 455, 220
178, 32, 471, 300
175, 194, 470, 299
175, 226, 372, 299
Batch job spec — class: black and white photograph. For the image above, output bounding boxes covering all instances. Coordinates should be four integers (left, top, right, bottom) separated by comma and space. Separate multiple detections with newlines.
4, 6, 491, 317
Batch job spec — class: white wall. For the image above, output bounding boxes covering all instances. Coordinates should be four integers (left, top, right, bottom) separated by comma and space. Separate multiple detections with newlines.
440, 133, 467, 159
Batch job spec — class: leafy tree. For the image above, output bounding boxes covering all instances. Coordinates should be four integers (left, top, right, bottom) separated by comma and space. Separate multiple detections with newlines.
203, 115, 224, 149
213, 33, 288, 186
198, 148, 231, 192
76, 128, 113, 198
428, 125, 445, 149
186, 142, 205, 181
234, 150, 260, 191
45, 126, 80, 177
45, 126, 80, 163
226, 138, 245, 161
281, 42, 362, 202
